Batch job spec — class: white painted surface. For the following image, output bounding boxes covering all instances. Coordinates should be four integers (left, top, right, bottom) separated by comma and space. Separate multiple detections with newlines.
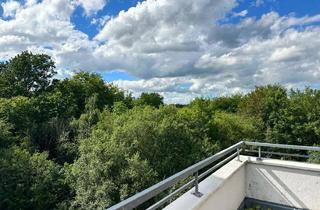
163, 157, 246, 210
196, 164, 246, 210
164, 156, 320, 210
246, 157, 320, 210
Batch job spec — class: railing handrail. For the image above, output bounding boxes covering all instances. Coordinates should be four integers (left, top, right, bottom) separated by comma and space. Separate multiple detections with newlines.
107, 141, 243, 210
245, 141, 320, 152
107, 141, 320, 210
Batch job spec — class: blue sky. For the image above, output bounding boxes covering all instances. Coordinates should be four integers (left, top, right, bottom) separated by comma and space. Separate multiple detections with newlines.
72, 0, 142, 39
67, 0, 320, 84
70, 0, 143, 82
234, 0, 320, 18
69, 0, 320, 39
0, 0, 320, 103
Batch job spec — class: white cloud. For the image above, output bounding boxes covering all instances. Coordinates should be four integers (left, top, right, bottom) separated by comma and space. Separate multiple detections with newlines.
25, 0, 38, 7
93, 3, 320, 103
0, 0, 94, 68
113, 77, 197, 104
77, 0, 107, 16
1, 0, 21, 18
254, 0, 264, 7
0, 0, 320, 103
114, 77, 190, 93
269, 46, 302, 62
113, 75, 250, 104
91, 15, 111, 29
233, 10, 248, 17
93, 0, 237, 78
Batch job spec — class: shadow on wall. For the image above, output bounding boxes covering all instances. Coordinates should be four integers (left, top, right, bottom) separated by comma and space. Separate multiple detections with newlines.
246, 163, 320, 209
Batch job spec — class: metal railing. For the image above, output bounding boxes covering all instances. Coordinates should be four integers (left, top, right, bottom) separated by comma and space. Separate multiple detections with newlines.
245, 141, 320, 160
107, 141, 320, 210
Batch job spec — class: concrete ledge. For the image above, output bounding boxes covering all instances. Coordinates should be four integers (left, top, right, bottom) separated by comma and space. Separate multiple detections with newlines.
164, 157, 247, 210
245, 156, 320, 173
245, 157, 320, 209
164, 156, 320, 210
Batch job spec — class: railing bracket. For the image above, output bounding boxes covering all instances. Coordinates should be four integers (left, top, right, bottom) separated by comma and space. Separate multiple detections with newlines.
192, 171, 203, 197
257, 146, 262, 161
191, 191, 203, 197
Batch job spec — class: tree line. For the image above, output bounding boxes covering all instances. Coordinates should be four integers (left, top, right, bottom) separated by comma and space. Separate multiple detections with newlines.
0, 51, 320, 209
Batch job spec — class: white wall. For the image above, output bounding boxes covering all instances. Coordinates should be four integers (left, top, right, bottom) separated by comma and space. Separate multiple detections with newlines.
246, 159, 320, 210
164, 156, 320, 210
164, 157, 246, 210
196, 165, 246, 210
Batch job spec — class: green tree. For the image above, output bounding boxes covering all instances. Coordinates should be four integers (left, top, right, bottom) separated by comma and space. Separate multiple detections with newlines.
69, 94, 101, 138
308, 147, 320, 164
135, 92, 164, 108
54, 72, 127, 118
210, 111, 259, 148
113, 101, 129, 115
68, 105, 212, 209
239, 85, 288, 141
209, 95, 242, 113
2, 52, 320, 210
240, 85, 288, 127
269, 88, 320, 145
0, 51, 56, 98
67, 130, 157, 210
54, 94, 102, 164
0, 120, 16, 149
0, 96, 69, 154
0, 96, 35, 137
0, 147, 69, 210
181, 99, 219, 155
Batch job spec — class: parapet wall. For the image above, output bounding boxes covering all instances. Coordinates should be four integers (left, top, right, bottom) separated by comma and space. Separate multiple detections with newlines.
164, 156, 320, 210
164, 157, 246, 210
246, 157, 320, 210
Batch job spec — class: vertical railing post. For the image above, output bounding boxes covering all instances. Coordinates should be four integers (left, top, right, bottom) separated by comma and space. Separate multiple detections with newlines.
237, 147, 240, 161
257, 146, 262, 160
192, 171, 203, 197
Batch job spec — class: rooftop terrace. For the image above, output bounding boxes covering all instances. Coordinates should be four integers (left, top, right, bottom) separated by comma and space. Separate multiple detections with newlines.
108, 142, 320, 210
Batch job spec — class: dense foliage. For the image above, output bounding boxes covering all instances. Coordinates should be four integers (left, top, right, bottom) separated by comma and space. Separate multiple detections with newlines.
0, 52, 320, 209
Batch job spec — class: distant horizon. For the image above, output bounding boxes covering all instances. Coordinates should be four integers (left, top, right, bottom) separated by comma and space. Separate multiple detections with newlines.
1, 0, 320, 103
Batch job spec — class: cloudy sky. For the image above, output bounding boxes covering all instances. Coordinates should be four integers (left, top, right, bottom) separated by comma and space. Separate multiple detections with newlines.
0, 0, 320, 103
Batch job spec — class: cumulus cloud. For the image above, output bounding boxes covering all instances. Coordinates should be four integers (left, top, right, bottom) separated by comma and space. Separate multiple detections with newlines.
0, 0, 320, 103
77, 0, 107, 16
269, 46, 302, 62
1, 0, 21, 18
93, 1, 320, 103
93, 0, 237, 79
113, 77, 196, 104
0, 0, 93, 68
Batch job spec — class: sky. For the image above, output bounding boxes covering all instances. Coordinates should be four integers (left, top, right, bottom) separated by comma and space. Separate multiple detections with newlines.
0, 0, 320, 104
